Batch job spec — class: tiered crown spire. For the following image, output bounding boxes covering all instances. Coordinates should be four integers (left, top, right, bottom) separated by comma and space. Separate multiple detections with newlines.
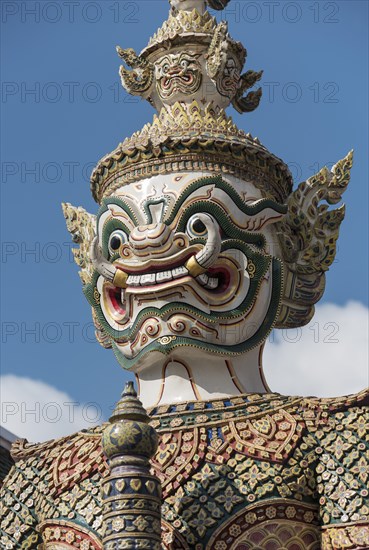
90, 0, 293, 204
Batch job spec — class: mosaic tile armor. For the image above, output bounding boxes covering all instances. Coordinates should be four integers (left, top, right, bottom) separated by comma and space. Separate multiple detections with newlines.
1, 1, 368, 549
1, 389, 368, 549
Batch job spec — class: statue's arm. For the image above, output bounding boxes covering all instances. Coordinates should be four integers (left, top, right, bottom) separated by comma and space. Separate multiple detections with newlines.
314, 403, 369, 549
0, 462, 42, 549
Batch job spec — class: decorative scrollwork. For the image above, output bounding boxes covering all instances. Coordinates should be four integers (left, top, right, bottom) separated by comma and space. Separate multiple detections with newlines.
232, 70, 264, 113
276, 151, 353, 328
62, 203, 96, 285
117, 46, 154, 97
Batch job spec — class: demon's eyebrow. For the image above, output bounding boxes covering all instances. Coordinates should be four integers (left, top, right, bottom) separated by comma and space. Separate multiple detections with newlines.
98, 196, 140, 226
165, 175, 287, 229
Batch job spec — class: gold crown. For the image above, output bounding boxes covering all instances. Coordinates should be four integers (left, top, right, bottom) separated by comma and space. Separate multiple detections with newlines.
91, 101, 292, 204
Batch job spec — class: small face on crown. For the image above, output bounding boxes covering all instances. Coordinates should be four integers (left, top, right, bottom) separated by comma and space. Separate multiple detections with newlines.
83, 173, 286, 371
117, 0, 256, 114
155, 52, 202, 101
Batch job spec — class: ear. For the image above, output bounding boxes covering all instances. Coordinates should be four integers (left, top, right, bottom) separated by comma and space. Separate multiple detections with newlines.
62, 203, 96, 286
276, 150, 353, 328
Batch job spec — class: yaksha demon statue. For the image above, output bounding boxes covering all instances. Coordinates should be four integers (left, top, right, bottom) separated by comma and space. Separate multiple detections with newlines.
1, 1, 368, 549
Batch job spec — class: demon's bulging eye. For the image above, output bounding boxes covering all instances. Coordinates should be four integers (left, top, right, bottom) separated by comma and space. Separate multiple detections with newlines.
108, 230, 128, 255
186, 214, 213, 239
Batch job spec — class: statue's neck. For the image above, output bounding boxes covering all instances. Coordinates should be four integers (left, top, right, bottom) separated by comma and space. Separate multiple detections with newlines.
135, 345, 269, 408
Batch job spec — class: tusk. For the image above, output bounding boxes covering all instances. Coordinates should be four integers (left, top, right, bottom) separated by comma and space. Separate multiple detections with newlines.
185, 214, 221, 276
90, 237, 128, 289
113, 269, 129, 289
185, 255, 207, 277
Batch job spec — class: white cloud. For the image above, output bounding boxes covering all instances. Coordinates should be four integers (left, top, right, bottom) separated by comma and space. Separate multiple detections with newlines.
264, 301, 369, 397
0, 375, 104, 443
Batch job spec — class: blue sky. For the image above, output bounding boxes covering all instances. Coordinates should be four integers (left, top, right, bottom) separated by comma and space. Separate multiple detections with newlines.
1, 1, 368, 438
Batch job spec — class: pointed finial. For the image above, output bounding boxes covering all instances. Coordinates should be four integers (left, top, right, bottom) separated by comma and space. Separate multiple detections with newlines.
109, 380, 151, 423
101, 381, 161, 547
122, 380, 136, 396
102, 379, 158, 459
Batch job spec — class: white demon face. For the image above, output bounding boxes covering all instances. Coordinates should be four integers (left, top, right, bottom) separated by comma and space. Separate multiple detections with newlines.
84, 172, 286, 371
155, 52, 203, 100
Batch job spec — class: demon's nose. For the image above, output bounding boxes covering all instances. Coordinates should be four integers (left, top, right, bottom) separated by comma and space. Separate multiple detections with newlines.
129, 223, 173, 258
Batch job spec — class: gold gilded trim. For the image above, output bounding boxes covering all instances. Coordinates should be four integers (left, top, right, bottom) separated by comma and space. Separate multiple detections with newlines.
185, 255, 207, 277
112, 269, 128, 289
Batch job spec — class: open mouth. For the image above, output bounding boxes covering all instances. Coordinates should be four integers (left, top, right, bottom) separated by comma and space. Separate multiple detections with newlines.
118, 262, 230, 292
124, 266, 222, 290
112, 246, 228, 292
99, 238, 246, 323
163, 73, 192, 84
106, 261, 232, 317
121, 252, 193, 286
